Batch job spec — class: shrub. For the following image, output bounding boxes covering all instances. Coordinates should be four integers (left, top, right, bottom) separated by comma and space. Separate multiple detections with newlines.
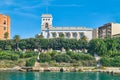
73, 53, 95, 61
11, 54, 19, 61
0, 51, 19, 60
39, 53, 51, 62
54, 54, 71, 62
20, 53, 34, 58
26, 57, 36, 67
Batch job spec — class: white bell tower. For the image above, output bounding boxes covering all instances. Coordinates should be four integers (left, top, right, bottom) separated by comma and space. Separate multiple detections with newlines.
41, 14, 53, 30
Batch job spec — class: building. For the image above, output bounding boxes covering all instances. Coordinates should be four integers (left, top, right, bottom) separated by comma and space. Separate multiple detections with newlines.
0, 14, 10, 40
98, 23, 120, 38
92, 28, 98, 39
41, 14, 93, 41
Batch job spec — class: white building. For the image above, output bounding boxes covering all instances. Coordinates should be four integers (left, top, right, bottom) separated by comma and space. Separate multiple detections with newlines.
41, 14, 93, 41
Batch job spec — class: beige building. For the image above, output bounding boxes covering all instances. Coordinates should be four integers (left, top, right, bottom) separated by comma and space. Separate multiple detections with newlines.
98, 23, 120, 38
41, 14, 93, 41
92, 28, 98, 39
0, 14, 10, 40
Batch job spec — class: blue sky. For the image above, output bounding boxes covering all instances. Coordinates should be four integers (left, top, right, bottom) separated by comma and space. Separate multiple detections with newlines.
0, 0, 120, 39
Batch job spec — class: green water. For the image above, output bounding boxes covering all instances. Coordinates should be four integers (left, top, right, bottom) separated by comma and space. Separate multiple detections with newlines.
0, 72, 120, 80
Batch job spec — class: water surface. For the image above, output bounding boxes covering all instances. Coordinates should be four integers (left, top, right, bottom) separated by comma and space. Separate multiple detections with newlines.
0, 72, 120, 80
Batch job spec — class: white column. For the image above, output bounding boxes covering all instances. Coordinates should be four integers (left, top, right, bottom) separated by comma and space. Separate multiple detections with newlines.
77, 32, 80, 39
56, 32, 59, 38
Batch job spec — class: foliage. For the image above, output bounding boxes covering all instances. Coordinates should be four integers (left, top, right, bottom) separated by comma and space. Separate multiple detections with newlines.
39, 53, 51, 62
0, 51, 19, 60
54, 54, 71, 62
4, 32, 9, 40
100, 56, 120, 67
26, 57, 36, 67
88, 39, 107, 56
72, 53, 95, 61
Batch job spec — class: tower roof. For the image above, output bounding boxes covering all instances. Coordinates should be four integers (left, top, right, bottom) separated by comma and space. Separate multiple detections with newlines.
41, 14, 52, 18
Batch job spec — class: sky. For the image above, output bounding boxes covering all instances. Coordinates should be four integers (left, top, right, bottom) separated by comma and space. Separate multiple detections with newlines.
0, 0, 120, 39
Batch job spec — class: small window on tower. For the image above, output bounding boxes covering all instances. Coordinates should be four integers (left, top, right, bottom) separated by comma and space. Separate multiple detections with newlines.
4, 26, 6, 30
43, 19, 45, 21
48, 19, 50, 21
3, 20, 6, 25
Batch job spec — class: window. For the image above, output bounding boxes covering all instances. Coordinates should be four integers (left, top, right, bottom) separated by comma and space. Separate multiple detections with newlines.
3, 20, 6, 25
66, 33, 70, 38
52, 33, 56, 37
45, 23, 49, 29
73, 33, 77, 38
48, 19, 50, 21
4, 27, 6, 30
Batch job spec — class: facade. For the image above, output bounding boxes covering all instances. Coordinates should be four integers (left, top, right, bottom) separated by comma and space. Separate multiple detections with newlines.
0, 14, 10, 40
41, 14, 93, 41
98, 23, 120, 38
92, 28, 98, 39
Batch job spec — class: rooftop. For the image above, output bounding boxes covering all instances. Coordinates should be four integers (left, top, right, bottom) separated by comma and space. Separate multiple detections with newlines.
41, 14, 52, 18
48, 26, 93, 31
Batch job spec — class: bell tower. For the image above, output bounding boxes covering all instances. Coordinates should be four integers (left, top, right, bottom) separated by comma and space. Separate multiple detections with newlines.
41, 14, 53, 30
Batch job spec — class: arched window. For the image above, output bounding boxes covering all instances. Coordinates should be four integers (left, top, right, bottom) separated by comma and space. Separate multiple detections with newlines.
73, 33, 77, 38
45, 23, 49, 29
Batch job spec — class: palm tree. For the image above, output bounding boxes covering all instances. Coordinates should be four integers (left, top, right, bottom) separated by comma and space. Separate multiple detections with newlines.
4, 32, 9, 40
4, 32, 9, 50
81, 35, 88, 42
13, 35, 20, 50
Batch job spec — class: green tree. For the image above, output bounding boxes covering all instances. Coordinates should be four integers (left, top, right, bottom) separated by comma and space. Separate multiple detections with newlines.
88, 39, 107, 56
4, 32, 9, 40
26, 57, 36, 67
35, 34, 43, 38
81, 35, 88, 42
54, 54, 71, 62
59, 33, 64, 38
13, 35, 20, 50
39, 53, 51, 62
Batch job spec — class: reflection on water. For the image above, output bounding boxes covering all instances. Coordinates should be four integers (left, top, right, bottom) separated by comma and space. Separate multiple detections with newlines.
0, 71, 120, 80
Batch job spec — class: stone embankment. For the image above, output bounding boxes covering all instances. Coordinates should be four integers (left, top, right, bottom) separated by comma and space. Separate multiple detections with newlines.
1, 66, 120, 76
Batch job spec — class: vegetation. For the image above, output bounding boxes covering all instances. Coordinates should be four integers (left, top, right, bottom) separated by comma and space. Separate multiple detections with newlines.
0, 36, 120, 67
39, 53, 51, 62
26, 57, 36, 67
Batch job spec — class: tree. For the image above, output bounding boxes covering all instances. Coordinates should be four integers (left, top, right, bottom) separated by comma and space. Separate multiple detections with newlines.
13, 35, 20, 50
39, 53, 51, 62
59, 33, 64, 38
88, 39, 107, 56
4, 32, 9, 40
81, 35, 87, 42
35, 34, 43, 38
54, 54, 71, 62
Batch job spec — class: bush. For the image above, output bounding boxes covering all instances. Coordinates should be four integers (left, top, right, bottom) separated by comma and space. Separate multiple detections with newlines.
66, 51, 75, 58
39, 53, 51, 62
100, 56, 120, 67
73, 53, 95, 61
26, 57, 36, 67
54, 54, 71, 62
11, 54, 19, 61
20, 53, 34, 58
0, 51, 19, 60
